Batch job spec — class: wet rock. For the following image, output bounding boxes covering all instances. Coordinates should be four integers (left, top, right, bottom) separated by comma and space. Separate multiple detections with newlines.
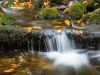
88, 46, 96, 50
57, 5, 66, 10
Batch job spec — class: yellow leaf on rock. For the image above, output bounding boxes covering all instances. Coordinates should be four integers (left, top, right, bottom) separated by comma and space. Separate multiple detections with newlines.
11, 64, 17, 68
65, 20, 70, 25
4, 69, 14, 73
53, 26, 65, 29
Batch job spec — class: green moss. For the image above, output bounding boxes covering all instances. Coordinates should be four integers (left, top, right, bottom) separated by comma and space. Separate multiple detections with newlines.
0, 26, 28, 43
68, 2, 87, 20
82, 8, 100, 24
38, 8, 59, 19
0, 15, 17, 25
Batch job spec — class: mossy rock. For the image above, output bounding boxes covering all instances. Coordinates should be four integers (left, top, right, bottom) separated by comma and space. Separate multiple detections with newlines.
0, 15, 17, 25
81, 0, 100, 11
0, 25, 28, 43
68, 2, 87, 20
37, 8, 60, 19
82, 8, 100, 24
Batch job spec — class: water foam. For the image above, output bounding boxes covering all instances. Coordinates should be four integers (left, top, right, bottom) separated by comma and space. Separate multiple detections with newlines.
44, 51, 89, 69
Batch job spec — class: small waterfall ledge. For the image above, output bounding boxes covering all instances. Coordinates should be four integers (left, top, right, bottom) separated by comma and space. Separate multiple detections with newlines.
0, 28, 99, 53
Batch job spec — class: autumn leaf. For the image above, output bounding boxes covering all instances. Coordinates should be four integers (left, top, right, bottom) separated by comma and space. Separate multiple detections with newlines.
53, 26, 65, 29
4, 69, 14, 73
65, 20, 70, 25
77, 19, 82, 23
81, 22, 86, 26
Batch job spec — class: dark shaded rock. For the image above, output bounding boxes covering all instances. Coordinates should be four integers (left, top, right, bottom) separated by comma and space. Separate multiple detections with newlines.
81, 0, 100, 11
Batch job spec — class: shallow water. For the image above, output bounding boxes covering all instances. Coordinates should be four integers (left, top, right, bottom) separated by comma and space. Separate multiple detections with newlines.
0, 51, 100, 75
2, 7, 68, 29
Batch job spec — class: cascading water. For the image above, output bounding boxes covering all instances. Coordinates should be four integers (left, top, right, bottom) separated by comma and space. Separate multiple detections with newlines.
43, 29, 73, 52
40, 29, 90, 70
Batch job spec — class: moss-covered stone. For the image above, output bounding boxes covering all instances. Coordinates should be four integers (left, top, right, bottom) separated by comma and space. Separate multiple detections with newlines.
82, 8, 100, 24
68, 2, 87, 20
37, 8, 59, 19
0, 25, 28, 43
81, 0, 100, 11
0, 15, 17, 25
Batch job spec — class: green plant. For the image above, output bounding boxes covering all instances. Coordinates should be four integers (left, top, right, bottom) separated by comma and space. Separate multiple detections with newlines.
38, 8, 59, 19
0, 15, 17, 25
68, 2, 87, 20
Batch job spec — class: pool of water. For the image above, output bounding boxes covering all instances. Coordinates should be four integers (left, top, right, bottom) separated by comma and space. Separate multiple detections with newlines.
0, 51, 100, 75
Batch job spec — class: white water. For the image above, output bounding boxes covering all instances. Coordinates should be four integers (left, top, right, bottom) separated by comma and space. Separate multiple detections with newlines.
43, 29, 73, 52
42, 29, 90, 70
43, 51, 90, 70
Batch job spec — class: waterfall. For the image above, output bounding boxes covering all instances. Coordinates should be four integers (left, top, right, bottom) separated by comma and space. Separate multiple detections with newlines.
31, 40, 34, 53
28, 41, 30, 52
43, 29, 74, 52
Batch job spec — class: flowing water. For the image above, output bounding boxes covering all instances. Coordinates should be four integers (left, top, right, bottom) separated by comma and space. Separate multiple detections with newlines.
0, 2, 100, 75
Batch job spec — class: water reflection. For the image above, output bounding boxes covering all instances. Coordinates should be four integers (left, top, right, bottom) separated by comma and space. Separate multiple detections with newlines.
0, 52, 53, 75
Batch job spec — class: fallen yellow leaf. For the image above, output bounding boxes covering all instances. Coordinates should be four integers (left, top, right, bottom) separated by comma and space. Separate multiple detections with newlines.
4, 69, 14, 73
11, 64, 17, 68
53, 26, 65, 29
65, 20, 70, 25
